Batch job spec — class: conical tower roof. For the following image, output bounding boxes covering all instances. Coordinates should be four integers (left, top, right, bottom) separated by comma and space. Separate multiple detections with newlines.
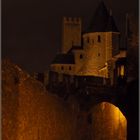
105, 15, 119, 32
85, 1, 119, 33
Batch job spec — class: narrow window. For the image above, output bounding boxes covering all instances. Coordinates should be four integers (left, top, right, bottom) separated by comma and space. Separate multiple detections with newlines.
80, 54, 83, 59
98, 35, 101, 42
69, 66, 72, 70
117, 65, 125, 77
98, 53, 100, 56
61, 66, 64, 70
87, 37, 90, 43
120, 65, 125, 77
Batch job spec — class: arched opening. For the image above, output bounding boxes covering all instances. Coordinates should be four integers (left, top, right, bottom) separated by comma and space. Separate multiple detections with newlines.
91, 102, 127, 140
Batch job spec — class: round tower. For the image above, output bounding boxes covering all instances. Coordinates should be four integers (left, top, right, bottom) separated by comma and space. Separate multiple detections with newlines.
79, 1, 120, 80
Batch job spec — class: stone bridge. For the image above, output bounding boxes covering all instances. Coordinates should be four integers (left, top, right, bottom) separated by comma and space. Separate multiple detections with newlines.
71, 83, 127, 116
50, 79, 126, 116
48, 72, 138, 140
48, 80, 128, 140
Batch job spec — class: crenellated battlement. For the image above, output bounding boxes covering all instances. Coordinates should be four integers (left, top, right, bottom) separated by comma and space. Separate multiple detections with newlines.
63, 17, 81, 24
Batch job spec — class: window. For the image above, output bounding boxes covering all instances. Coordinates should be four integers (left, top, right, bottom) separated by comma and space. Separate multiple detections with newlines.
69, 66, 72, 70
80, 54, 83, 59
98, 53, 100, 56
120, 65, 125, 76
87, 37, 90, 43
117, 65, 125, 77
98, 35, 101, 42
61, 66, 64, 70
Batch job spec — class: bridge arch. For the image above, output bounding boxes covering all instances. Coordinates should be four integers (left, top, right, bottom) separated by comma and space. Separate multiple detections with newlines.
89, 102, 127, 140
76, 86, 127, 117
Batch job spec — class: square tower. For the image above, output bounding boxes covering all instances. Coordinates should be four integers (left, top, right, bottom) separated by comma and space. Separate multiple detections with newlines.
62, 17, 82, 53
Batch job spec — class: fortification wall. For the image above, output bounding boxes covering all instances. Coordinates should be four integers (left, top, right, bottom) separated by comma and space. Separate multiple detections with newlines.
2, 60, 78, 140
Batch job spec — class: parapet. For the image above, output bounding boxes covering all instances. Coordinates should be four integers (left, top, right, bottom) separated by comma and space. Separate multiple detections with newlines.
63, 17, 81, 24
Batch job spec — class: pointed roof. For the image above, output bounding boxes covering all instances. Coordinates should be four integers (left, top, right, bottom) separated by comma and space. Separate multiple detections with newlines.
106, 15, 119, 32
67, 45, 83, 54
85, 1, 119, 33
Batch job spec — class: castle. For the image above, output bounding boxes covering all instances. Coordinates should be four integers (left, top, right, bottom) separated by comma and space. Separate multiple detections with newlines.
49, 1, 127, 87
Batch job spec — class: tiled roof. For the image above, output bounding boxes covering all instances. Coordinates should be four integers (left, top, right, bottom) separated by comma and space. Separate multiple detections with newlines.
68, 45, 83, 53
52, 53, 75, 64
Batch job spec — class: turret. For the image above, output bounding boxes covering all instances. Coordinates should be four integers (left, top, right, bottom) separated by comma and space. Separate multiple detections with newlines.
79, 1, 120, 81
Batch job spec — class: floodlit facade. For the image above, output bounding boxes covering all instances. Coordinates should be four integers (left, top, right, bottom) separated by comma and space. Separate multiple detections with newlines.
50, 1, 127, 86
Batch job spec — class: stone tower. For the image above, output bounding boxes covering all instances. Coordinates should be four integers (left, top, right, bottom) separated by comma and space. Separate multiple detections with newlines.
62, 17, 82, 53
79, 1, 120, 79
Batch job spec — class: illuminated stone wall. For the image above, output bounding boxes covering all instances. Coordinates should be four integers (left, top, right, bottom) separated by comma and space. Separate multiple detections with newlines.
2, 60, 127, 140
80, 32, 121, 85
51, 64, 75, 75
2, 60, 78, 140
90, 102, 127, 140
80, 32, 108, 76
2, 60, 20, 140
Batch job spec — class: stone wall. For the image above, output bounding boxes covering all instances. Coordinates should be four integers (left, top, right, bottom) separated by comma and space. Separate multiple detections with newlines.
90, 102, 127, 140
2, 60, 78, 140
2, 60, 128, 140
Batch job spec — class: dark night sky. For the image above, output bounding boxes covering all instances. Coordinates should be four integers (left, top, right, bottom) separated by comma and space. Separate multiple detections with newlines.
2, 0, 138, 73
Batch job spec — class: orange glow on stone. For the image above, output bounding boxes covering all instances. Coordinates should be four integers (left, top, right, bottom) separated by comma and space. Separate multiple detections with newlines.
120, 65, 125, 77
92, 102, 127, 140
